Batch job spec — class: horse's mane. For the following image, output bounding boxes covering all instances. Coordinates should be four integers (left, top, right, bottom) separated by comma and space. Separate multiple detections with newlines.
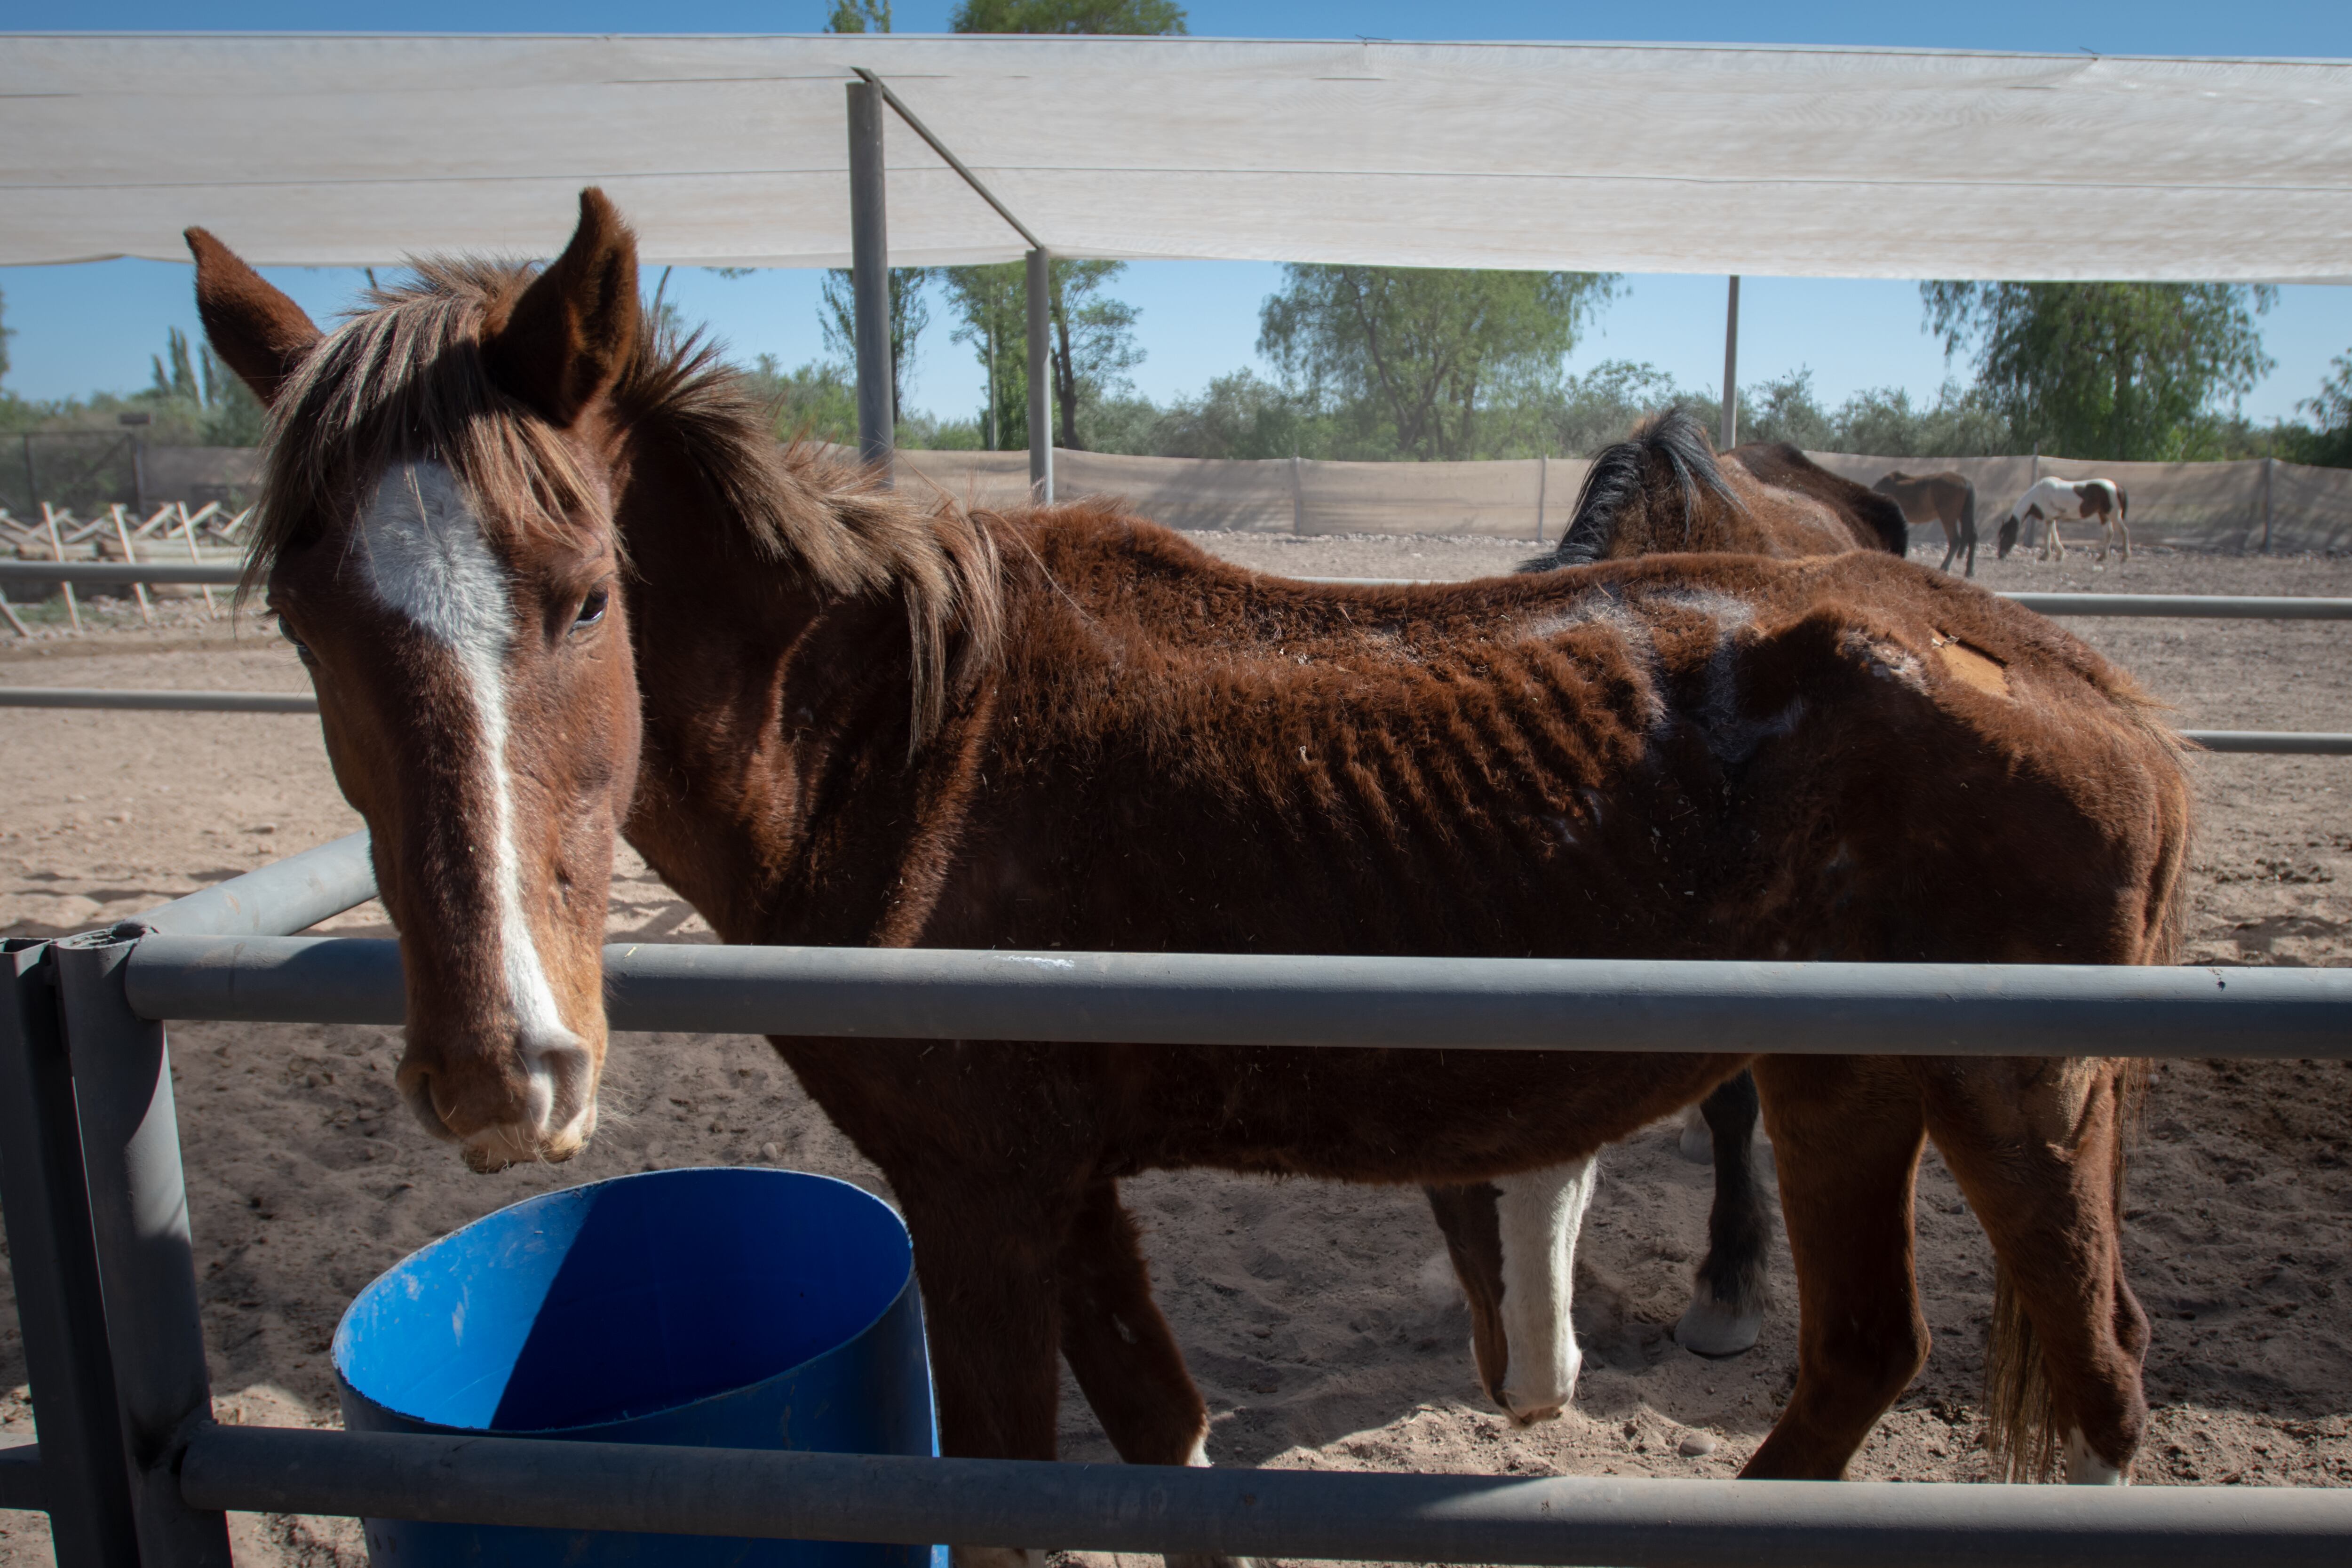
1530, 407, 1733, 571
247, 257, 1001, 742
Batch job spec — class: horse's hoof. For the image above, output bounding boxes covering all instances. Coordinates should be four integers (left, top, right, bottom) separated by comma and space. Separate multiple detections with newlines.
1674, 1297, 1764, 1358
1677, 1117, 1714, 1164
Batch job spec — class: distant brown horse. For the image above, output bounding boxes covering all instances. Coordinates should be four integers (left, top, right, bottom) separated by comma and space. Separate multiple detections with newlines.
1875, 470, 1980, 576
196, 195, 2189, 1560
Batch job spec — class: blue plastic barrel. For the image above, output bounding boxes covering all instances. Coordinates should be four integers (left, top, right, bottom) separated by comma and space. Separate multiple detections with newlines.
334, 1167, 937, 1566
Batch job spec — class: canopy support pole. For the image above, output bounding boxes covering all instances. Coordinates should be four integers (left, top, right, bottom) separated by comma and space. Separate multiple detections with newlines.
1721, 275, 1740, 452
1027, 250, 1054, 502
851, 69, 1057, 501
846, 80, 894, 476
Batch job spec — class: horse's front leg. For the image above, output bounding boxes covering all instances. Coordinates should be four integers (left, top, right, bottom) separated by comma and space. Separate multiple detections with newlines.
1057, 1177, 1211, 1463
896, 1169, 1076, 1568
1674, 1069, 1771, 1357
1426, 1157, 1599, 1423
1056, 1178, 1266, 1568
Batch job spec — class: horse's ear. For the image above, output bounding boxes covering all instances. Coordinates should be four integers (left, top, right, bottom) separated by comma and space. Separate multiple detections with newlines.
482, 188, 640, 429
185, 227, 323, 408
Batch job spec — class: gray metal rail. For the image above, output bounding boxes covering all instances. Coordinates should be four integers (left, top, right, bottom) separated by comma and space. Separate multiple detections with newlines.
177, 1423, 2352, 1568
0, 688, 2339, 752
0, 1442, 41, 1512
0, 688, 316, 714
0, 562, 243, 586
2185, 730, 2352, 755
1298, 579, 2352, 620
2004, 592, 2352, 619
124, 831, 374, 939
123, 934, 2352, 1059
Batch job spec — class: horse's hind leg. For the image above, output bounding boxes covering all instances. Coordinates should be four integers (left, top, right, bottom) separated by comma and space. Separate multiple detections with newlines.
1426, 1157, 1600, 1424
1939, 524, 1962, 573
1912, 1058, 2150, 1483
1675, 1070, 1770, 1358
1741, 1056, 1930, 1479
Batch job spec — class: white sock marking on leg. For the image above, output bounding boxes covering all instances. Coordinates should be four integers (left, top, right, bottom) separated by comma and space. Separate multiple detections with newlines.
2063, 1426, 2127, 1485
1493, 1155, 1597, 1420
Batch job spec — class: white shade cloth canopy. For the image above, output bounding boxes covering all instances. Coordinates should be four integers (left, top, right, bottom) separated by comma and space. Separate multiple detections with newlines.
7, 32, 2351, 281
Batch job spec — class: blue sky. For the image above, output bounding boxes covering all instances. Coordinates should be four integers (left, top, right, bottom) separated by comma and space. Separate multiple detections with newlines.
7, 3, 2350, 428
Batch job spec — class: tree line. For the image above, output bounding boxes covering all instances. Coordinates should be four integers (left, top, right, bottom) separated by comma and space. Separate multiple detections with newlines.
5, 0, 2351, 470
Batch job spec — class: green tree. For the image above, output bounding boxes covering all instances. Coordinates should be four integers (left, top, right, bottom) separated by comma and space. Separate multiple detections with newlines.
148, 326, 268, 446
819, 267, 934, 423
825, 0, 891, 29
1258, 266, 1615, 461
938, 258, 1144, 452
2289, 351, 2352, 468
950, 0, 1185, 33
1922, 281, 2275, 461
938, 263, 1030, 450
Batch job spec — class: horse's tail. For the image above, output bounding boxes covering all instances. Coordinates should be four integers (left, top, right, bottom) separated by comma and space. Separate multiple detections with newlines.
1985, 1268, 2057, 1480
1959, 481, 1977, 541
1531, 406, 1733, 570
2114, 482, 2129, 522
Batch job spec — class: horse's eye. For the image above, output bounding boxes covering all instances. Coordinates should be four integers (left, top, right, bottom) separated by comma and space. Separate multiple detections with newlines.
276, 616, 313, 662
574, 589, 609, 628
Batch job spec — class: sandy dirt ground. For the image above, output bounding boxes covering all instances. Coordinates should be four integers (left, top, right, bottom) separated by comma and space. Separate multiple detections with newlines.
2, 538, 2349, 1564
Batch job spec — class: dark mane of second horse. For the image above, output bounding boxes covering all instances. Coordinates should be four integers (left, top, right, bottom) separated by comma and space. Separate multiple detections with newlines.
1526, 408, 1909, 571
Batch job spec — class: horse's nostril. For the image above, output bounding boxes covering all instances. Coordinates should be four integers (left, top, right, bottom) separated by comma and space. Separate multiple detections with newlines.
400, 1068, 458, 1142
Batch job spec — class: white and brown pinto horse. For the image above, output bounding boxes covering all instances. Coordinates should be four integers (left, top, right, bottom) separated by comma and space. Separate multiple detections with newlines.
195, 196, 2189, 1551
2002, 477, 2132, 563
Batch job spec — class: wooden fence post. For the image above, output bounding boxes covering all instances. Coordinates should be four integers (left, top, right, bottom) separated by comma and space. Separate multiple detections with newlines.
178, 504, 218, 614
110, 505, 154, 626
41, 504, 82, 634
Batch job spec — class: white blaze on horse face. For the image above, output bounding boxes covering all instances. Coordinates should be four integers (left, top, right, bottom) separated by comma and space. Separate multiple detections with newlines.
358, 462, 594, 1162
1493, 1155, 1598, 1423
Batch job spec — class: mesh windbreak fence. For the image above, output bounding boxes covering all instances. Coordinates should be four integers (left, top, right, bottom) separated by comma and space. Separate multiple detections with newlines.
53, 443, 2339, 551
902, 446, 2351, 550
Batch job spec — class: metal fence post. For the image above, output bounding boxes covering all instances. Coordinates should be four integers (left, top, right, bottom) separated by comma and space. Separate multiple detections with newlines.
1720, 275, 1740, 451
847, 78, 894, 476
1026, 248, 1053, 503
2261, 454, 2275, 554
0, 941, 140, 1565
50, 931, 232, 1566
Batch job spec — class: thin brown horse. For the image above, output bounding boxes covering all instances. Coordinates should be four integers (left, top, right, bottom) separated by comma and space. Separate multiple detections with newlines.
1875, 470, 1980, 577
195, 196, 2189, 1560
1492, 409, 1917, 1376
